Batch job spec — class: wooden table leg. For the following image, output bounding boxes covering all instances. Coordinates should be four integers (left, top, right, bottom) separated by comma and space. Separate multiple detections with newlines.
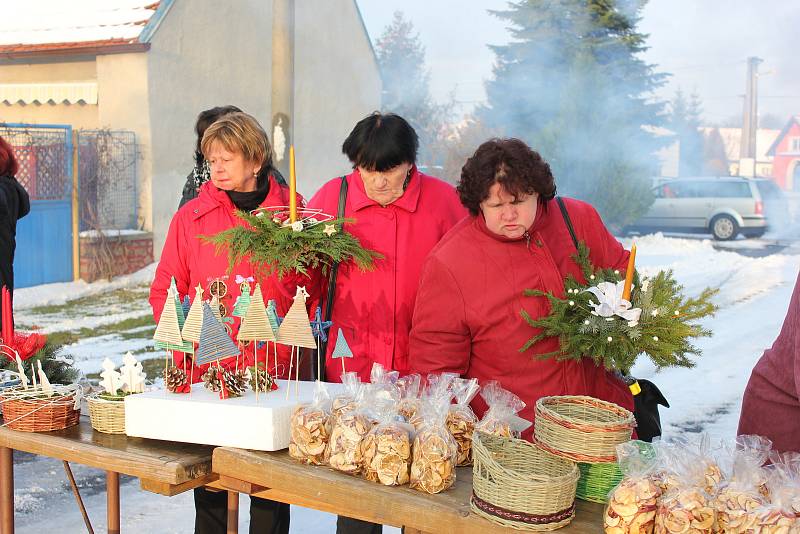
0, 447, 13, 534
106, 471, 120, 534
226, 491, 238, 534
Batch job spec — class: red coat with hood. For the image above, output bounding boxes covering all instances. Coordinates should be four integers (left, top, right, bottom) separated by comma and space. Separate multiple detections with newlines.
409, 197, 634, 440
150, 176, 306, 380
307, 167, 467, 382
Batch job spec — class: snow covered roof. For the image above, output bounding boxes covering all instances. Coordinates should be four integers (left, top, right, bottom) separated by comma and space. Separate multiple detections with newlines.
0, 1, 170, 57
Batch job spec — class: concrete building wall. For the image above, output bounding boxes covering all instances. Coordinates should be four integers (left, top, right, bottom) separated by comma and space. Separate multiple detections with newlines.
96, 53, 152, 230
146, 0, 274, 257
0, 60, 100, 128
294, 0, 382, 197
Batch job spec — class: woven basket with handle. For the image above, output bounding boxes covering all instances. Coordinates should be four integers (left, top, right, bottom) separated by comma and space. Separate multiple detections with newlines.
534, 395, 635, 463
471, 431, 579, 531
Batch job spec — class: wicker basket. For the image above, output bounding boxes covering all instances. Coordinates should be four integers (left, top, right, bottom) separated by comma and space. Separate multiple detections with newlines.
576, 461, 623, 503
0, 386, 81, 432
88, 394, 126, 434
534, 396, 635, 463
471, 431, 579, 531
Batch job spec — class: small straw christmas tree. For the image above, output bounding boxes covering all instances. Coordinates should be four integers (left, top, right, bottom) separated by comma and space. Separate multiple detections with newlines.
196, 303, 241, 368
181, 285, 205, 343
232, 282, 252, 318
237, 284, 275, 398
277, 286, 317, 397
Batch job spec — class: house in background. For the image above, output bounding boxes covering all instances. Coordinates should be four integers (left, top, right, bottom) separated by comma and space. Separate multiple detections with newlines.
1, 0, 381, 284
699, 127, 780, 179
766, 116, 800, 192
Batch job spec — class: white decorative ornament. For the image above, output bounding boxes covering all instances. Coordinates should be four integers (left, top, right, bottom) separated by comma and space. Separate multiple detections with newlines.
607, 336, 613, 342
641, 279, 650, 293
651, 309, 658, 317
584, 320, 590, 325
120, 351, 146, 394
291, 221, 304, 232
15, 354, 28, 388
589, 275, 596, 280
322, 223, 336, 237
569, 301, 575, 306
584, 280, 642, 322
627, 320, 639, 327
36, 360, 54, 396
99, 357, 125, 396
273, 118, 286, 163
674, 310, 680, 316
653, 336, 659, 341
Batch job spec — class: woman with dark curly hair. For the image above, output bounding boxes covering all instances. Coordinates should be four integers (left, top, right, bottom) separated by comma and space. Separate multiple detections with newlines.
409, 138, 634, 439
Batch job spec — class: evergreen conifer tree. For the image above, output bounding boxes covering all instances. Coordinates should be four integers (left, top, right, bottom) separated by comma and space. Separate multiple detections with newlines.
478, 0, 668, 229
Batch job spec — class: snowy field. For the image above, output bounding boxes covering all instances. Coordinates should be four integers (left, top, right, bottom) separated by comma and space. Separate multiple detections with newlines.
7, 233, 800, 533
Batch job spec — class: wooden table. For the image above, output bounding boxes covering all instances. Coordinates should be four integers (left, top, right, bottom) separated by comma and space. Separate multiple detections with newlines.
214, 447, 605, 534
0, 418, 215, 534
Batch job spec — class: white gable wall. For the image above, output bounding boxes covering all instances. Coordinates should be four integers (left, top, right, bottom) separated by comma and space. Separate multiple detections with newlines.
146, 0, 274, 257
294, 0, 381, 197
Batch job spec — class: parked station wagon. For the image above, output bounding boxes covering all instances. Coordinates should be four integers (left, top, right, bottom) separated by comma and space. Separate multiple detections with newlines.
629, 177, 789, 240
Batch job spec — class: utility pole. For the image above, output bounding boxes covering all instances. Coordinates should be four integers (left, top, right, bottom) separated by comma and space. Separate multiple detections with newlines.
271, 0, 294, 178
739, 57, 763, 171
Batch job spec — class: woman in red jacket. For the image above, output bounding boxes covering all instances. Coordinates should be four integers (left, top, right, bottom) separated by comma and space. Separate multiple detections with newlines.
308, 113, 467, 383
150, 112, 301, 534
409, 138, 634, 441
308, 113, 466, 534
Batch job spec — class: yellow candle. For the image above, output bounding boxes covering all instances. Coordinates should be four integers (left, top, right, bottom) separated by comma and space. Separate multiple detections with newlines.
622, 243, 636, 302
289, 145, 297, 223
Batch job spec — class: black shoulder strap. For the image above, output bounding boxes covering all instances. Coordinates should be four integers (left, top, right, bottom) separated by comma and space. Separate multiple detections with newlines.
556, 196, 578, 250
318, 176, 348, 381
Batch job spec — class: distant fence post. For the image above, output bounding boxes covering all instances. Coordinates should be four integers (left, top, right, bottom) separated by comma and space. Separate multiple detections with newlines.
71, 130, 80, 281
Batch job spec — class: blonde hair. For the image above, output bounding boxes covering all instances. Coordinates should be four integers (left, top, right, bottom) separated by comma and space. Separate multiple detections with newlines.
201, 112, 272, 168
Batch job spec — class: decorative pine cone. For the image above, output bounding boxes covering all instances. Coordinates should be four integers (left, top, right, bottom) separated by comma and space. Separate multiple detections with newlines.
163, 367, 188, 392
222, 370, 246, 398
202, 368, 222, 392
248, 367, 275, 392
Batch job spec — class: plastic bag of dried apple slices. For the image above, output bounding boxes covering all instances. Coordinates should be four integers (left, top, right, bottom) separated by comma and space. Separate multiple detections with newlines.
445, 375, 480, 466
653, 447, 716, 534
330, 371, 363, 423
408, 372, 456, 431
748, 451, 800, 534
368, 362, 399, 402
473, 380, 532, 439
713, 435, 771, 533
604, 440, 661, 534
326, 378, 374, 475
360, 396, 414, 486
289, 381, 333, 466
396, 373, 423, 423
409, 376, 458, 494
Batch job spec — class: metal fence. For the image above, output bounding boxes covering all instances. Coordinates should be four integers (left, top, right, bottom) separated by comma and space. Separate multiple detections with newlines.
0, 125, 71, 201
77, 130, 138, 231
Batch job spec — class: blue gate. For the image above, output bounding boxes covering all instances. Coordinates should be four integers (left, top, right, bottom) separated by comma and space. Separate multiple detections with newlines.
0, 124, 73, 288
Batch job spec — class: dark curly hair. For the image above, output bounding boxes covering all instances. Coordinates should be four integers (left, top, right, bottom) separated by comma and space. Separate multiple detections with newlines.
457, 138, 556, 216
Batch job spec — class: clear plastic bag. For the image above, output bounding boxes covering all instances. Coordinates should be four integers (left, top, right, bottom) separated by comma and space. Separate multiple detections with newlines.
360, 397, 414, 486
714, 435, 771, 533
474, 380, 531, 438
409, 374, 458, 494
396, 373, 422, 422
445, 376, 480, 466
604, 440, 662, 534
749, 451, 800, 533
289, 381, 332, 465
654, 440, 717, 534
330, 371, 363, 422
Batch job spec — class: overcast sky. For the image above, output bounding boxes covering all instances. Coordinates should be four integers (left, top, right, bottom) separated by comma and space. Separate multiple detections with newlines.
356, 0, 800, 127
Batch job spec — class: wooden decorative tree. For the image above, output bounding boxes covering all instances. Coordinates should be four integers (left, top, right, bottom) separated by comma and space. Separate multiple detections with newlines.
277, 286, 317, 397
237, 283, 275, 398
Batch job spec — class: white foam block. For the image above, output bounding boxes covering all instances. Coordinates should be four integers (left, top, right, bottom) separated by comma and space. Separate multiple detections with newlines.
124, 380, 341, 451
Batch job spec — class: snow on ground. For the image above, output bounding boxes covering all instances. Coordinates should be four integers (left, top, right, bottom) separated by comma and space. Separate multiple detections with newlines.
7, 235, 800, 533
14, 263, 156, 310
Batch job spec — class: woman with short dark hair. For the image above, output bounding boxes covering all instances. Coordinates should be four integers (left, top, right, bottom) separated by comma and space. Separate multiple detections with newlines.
409, 138, 634, 439
0, 136, 30, 318
308, 112, 466, 534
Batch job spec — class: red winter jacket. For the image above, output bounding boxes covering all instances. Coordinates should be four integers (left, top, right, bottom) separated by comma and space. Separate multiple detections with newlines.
149, 176, 307, 381
307, 167, 467, 382
409, 197, 634, 441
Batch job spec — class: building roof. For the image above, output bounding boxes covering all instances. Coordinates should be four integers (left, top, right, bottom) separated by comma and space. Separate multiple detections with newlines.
0, 0, 172, 58
766, 116, 800, 156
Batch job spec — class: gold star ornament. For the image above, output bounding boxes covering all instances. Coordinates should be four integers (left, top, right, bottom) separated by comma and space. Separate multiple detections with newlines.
322, 224, 337, 236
